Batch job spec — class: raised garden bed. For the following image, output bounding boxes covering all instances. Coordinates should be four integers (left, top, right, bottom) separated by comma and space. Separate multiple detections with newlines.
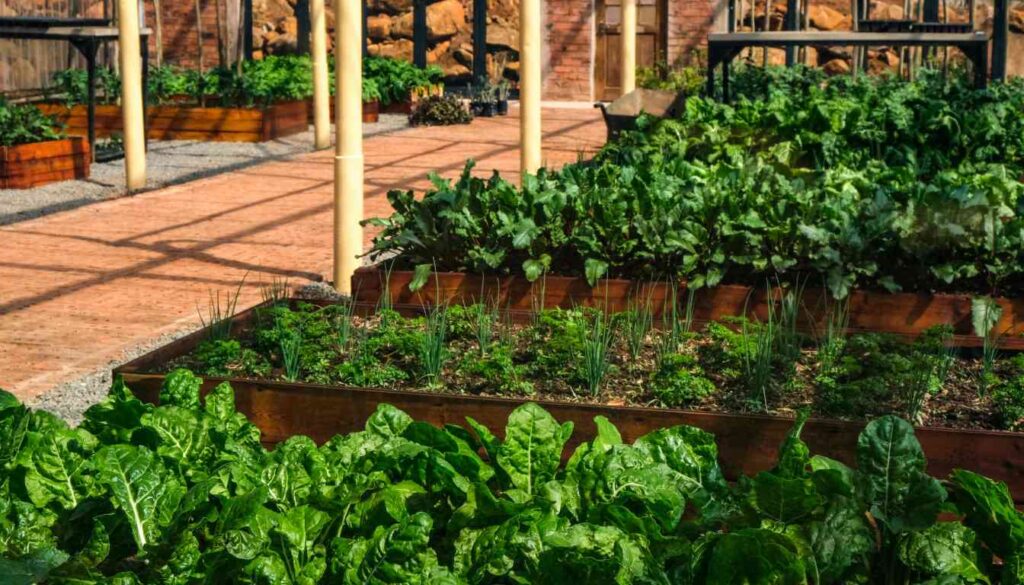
351, 266, 1024, 349
0, 136, 89, 188
35, 101, 310, 142
115, 298, 1024, 502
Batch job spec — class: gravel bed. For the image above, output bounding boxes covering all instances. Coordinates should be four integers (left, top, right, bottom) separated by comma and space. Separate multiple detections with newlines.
28, 326, 201, 426
29, 281, 348, 424
0, 114, 409, 227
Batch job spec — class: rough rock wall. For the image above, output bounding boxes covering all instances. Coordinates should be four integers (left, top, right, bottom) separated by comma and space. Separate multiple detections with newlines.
253, 0, 521, 82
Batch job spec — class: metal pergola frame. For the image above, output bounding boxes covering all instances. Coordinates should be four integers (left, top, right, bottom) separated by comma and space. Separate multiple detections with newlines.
720, 0, 1011, 83
0, 16, 153, 159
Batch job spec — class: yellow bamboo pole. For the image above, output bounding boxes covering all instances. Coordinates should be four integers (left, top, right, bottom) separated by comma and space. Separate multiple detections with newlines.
519, 0, 542, 174
620, 0, 637, 94
117, 0, 146, 191
311, 0, 331, 150
333, 0, 363, 294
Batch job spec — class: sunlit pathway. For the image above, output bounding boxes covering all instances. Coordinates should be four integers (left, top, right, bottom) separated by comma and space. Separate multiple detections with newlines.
0, 105, 605, 402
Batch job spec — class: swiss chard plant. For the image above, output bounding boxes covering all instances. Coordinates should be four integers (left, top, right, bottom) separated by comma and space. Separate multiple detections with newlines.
2, 374, 1024, 583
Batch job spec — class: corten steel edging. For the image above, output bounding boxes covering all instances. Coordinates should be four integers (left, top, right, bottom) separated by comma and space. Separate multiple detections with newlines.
115, 298, 1024, 502
351, 266, 1024, 350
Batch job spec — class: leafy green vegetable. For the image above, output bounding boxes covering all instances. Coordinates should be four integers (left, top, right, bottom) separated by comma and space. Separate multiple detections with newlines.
2, 374, 1018, 583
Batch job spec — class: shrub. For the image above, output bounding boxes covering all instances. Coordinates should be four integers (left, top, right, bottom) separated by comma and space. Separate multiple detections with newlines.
408, 94, 472, 126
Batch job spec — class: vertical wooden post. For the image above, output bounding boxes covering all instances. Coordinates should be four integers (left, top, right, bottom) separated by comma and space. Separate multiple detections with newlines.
620, 0, 637, 94
334, 0, 364, 294
311, 0, 331, 149
472, 0, 487, 82
992, 0, 1008, 81
413, 0, 427, 68
118, 0, 146, 191
519, 0, 541, 175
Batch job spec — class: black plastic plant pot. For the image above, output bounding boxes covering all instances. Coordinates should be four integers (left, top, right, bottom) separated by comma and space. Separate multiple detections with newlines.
472, 101, 497, 117
496, 100, 509, 116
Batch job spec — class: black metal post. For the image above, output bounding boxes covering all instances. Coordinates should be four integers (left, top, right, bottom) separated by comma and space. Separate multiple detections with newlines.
84, 41, 97, 162
727, 0, 735, 32
243, 0, 253, 59
472, 0, 487, 82
413, 0, 427, 68
992, 0, 1009, 81
363, 0, 369, 57
296, 0, 311, 54
141, 36, 149, 152
784, 0, 798, 65
922, 0, 939, 21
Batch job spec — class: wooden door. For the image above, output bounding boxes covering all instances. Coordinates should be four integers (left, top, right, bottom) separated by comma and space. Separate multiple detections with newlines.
595, 0, 664, 100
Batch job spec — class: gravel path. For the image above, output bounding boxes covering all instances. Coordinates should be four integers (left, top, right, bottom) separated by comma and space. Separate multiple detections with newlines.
0, 115, 409, 227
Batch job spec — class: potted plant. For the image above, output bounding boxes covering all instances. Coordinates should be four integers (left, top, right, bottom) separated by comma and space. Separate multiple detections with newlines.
362, 78, 382, 123
471, 83, 497, 117
495, 81, 510, 116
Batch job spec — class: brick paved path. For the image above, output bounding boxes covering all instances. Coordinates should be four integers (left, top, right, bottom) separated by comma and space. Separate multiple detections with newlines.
0, 106, 605, 401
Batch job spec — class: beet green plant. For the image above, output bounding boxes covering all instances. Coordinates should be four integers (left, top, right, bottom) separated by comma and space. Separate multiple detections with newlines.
366, 67, 1024, 300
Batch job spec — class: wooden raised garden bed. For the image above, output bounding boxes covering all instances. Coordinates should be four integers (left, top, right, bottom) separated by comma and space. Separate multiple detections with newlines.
36, 101, 310, 142
114, 298, 1024, 503
351, 266, 1024, 349
0, 137, 90, 189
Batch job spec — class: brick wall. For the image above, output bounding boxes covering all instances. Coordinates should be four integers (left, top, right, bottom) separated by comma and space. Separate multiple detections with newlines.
667, 0, 722, 64
543, 0, 594, 100
145, 0, 223, 68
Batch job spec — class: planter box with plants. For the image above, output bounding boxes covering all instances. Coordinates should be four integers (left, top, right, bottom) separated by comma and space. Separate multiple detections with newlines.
116, 293, 1024, 502
360, 56, 444, 114
358, 67, 1024, 346
36, 56, 313, 142
6, 374, 1024, 583
0, 100, 89, 189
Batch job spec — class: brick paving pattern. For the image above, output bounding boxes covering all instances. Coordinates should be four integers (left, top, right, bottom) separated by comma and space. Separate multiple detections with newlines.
0, 106, 604, 402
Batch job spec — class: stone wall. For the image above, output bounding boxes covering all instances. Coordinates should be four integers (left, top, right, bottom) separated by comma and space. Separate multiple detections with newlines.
251, 0, 521, 83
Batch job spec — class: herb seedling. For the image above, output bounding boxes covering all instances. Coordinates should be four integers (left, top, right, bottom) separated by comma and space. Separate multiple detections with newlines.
198, 277, 246, 341
420, 305, 448, 385
279, 331, 302, 381
621, 295, 654, 362
581, 309, 616, 396
973, 296, 1004, 395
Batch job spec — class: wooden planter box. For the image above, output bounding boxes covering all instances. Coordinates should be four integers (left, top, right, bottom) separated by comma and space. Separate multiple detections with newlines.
35, 103, 122, 139
307, 99, 381, 124
114, 298, 1024, 503
351, 266, 1024, 349
36, 101, 310, 142
0, 137, 90, 189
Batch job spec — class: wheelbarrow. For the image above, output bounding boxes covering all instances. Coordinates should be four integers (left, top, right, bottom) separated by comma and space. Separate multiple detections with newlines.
595, 89, 687, 142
